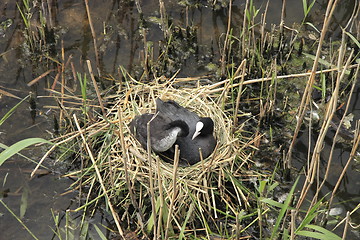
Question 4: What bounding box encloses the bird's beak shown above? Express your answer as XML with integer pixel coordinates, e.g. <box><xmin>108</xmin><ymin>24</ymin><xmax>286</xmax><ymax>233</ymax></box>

<box><xmin>192</xmin><ymin>121</ymin><xmax>204</xmax><ymax>140</ymax></box>
<box><xmin>192</xmin><ymin>130</ymin><xmax>200</xmax><ymax>140</ymax></box>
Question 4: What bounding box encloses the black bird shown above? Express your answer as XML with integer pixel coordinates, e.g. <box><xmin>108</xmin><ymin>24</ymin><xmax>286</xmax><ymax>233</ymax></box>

<box><xmin>129</xmin><ymin>113</ymin><xmax>189</xmax><ymax>153</ymax></box>
<box><xmin>129</xmin><ymin>98</ymin><xmax>216</xmax><ymax>165</ymax></box>
<box><xmin>155</xmin><ymin>99</ymin><xmax>216</xmax><ymax>165</ymax></box>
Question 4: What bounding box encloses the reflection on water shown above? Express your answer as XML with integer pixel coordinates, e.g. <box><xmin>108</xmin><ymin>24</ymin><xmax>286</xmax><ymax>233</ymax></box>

<box><xmin>1</xmin><ymin>162</ymin><xmax>76</xmax><ymax>239</ymax></box>
<box><xmin>0</xmin><ymin>0</ymin><xmax>358</xmax><ymax>238</ymax></box>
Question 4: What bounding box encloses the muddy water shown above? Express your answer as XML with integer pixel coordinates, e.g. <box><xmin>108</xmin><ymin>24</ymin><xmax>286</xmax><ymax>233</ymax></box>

<box><xmin>0</xmin><ymin>0</ymin><xmax>358</xmax><ymax>239</ymax></box>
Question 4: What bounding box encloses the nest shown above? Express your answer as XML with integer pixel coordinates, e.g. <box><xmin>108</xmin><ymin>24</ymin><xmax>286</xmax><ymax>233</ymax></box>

<box><xmin>114</xmin><ymin>77</ymin><xmax>246</xmax><ymax>178</ymax></box>
<box><xmin>104</xmin><ymin>75</ymin><xmax>251</xmax><ymax>233</ymax></box>
<box><xmin>42</xmin><ymin>71</ymin><xmax>253</xmax><ymax>236</ymax></box>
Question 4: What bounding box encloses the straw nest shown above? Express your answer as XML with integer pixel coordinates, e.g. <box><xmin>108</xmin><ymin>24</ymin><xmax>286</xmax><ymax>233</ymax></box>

<box><xmin>107</xmin><ymin>76</ymin><xmax>249</xmax><ymax>229</ymax></box>
<box><xmin>113</xmin><ymin>77</ymin><xmax>246</xmax><ymax>181</ymax></box>
<box><xmin>113</xmin><ymin>76</ymin><xmax>248</xmax><ymax>191</ymax></box>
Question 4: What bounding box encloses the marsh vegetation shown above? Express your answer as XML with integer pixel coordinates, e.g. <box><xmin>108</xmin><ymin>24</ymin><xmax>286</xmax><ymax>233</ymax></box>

<box><xmin>1</xmin><ymin>0</ymin><xmax>359</xmax><ymax>239</ymax></box>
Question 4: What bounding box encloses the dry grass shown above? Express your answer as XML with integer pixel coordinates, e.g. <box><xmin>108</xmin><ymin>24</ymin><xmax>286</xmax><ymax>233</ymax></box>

<box><xmin>25</xmin><ymin>0</ymin><xmax>360</xmax><ymax>238</ymax></box>
<box><xmin>37</xmin><ymin>70</ymin><xmax>253</xmax><ymax>238</ymax></box>
<box><xmin>104</xmin><ymin>73</ymin><xmax>252</xmax><ymax>237</ymax></box>
<box><xmin>119</xmin><ymin>79</ymin><xmax>243</xmax><ymax>173</ymax></box>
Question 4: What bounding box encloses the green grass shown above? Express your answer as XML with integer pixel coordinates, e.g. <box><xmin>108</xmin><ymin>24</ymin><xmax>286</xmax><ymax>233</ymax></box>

<box><xmin>8</xmin><ymin>0</ymin><xmax>357</xmax><ymax>239</ymax></box>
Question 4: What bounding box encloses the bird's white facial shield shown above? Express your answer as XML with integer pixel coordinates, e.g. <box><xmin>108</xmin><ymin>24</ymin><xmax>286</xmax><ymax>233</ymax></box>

<box><xmin>192</xmin><ymin>121</ymin><xmax>204</xmax><ymax>140</ymax></box>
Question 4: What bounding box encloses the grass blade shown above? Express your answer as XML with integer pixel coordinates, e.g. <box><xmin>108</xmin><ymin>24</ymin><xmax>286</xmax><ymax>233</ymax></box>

<box><xmin>92</xmin><ymin>224</ymin><xmax>107</xmax><ymax>240</ymax></box>
<box><xmin>297</xmin><ymin>224</ymin><xmax>341</xmax><ymax>240</ymax></box>
<box><xmin>20</xmin><ymin>186</ymin><xmax>29</xmax><ymax>219</ymax></box>
<box><xmin>0</xmin><ymin>95</ymin><xmax>29</xmax><ymax>126</ymax></box>
<box><xmin>0</xmin><ymin>199</ymin><xmax>39</xmax><ymax>240</ymax></box>
<box><xmin>270</xmin><ymin>176</ymin><xmax>299</xmax><ymax>239</ymax></box>
<box><xmin>0</xmin><ymin>138</ymin><xmax>52</xmax><ymax>166</ymax></box>
<box><xmin>345</xmin><ymin>31</ymin><xmax>360</xmax><ymax>49</ymax></box>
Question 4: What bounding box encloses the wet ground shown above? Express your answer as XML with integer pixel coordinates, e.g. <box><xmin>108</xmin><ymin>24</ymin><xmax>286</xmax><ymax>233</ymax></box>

<box><xmin>0</xmin><ymin>0</ymin><xmax>359</xmax><ymax>239</ymax></box>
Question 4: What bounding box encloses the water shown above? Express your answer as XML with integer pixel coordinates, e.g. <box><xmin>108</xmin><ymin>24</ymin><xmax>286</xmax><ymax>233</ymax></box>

<box><xmin>0</xmin><ymin>0</ymin><xmax>358</xmax><ymax>239</ymax></box>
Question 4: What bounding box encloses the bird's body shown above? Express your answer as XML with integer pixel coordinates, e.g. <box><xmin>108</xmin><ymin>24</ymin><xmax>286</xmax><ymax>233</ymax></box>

<box><xmin>129</xmin><ymin>113</ymin><xmax>189</xmax><ymax>152</ymax></box>
<box><xmin>129</xmin><ymin>99</ymin><xmax>216</xmax><ymax>165</ymax></box>
<box><xmin>155</xmin><ymin>99</ymin><xmax>216</xmax><ymax>165</ymax></box>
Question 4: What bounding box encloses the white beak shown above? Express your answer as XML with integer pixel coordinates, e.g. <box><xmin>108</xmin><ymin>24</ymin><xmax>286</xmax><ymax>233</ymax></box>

<box><xmin>192</xmin><ymin>121</ymin><xmax>204</xmax><ymax>140</ymax></box>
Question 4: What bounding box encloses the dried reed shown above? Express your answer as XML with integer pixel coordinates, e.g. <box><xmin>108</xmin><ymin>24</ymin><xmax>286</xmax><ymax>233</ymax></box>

<box><xmin>106</xmin><ymin>75</ymin><xmax>249</xmax><ymax>236</ymax></box>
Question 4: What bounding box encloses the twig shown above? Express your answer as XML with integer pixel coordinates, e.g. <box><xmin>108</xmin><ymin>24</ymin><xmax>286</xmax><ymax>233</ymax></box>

<box><xmin>260</xmin><ymin>1</ymin><xmax>269</xmax><ymax>53</ymax></box>
<box><xmin>156</xmin><ymin>154</ymin><xmax>164</xmax><ymax>239</ymax></box>
<box><xmin>286</xmin><ymin>0</ymin><xmax>340</xmax><ymax>168</ymax></box>
<box><xmin>207</xmin><ymin>64</ymin><xmax>358</xmax><ymax>93</ymax></box>
<box><xmin>233</xmin><ymin>59</ymin><xmax>247</xmax><ymax>131</ymax></box>
<box><xmin>72</xmin><ymin>114</ymin><xmax>125</xmax><ymax>238</ymax></box>
<box><xmin>315</xmin><ymin>64</ymin><xmax>358</xmax><ymax>218</ymax></box>
<box><xmin>27</xmin><ymin>68</ymin><xmax>56</xmax><ymax>86</ymax></box>
<box><xmin>0</xmin><ymin>88</ymin><xmax>21</xmax><ymax>99</ymax></box>
<box><xmin>333</xmin><ymin>203</ymin><xmax>360</xmax><ymax>230</ymax></box>
<box><xmin>280</xmin><ymin>0</ymin><xmax>286</xmax><ymax>38</ymax></box>
<box><xmin>241</xmin><ymin>0</ymin><xmax>249</xmax><ymax>58</ymax></box>
<box><xmin>296</xmin><ymin>49</ymin><xmax>354</xmax><ymax>209</ymax></box>
<box><xmin>84</xmin><ymin>0</ymin><xmax>100</xmax><ymax>71</ymax></box>
<box><xmin>165</xmin><ymin>145</ymin><xmax>180</xmax><ymax>240</ymax></box>
<box><xmin>136</xmin><ymin>0</ymin><xmax>149</xmax><ymax>79</ymax></box>
<box><xmin>341</xmin><ymin>211</ymin><xmax>350</xmax><ymax>240</ymax></box>
<box><xmin>118</xmin><ymin>105</ymin><xmax>145</xmax><ymax>230</ymax></box>
<box><xmin>220</xmin><ymin>0</ymin><xmax>232</xmax><ymax>75</ymax></box>
<box><xmin>290</xmin><ymin>209</ymin><xmax>295</xmax><ymax>240</ymax></box>
<box><xmin>328</xmin><ymin>120</ymin><xmax>360</xmax><ymax>208</ymax></box>
<box><xmin>86</xmin><ymin>60</ymin><xmax>106</xmax><ymax>116</ymax></box>
<box><xmin>59</xmin><ymin>40</ymin><xmax>65</xmax><ymax>126</ymax></box>
<box><xmin>147</xmin><ymin>113</ymin><xmax>158</xmax><ymax>239</ymax></box>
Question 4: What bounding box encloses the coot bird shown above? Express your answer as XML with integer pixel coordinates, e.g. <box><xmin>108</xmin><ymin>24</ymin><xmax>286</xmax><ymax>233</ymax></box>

<box><xmin>129</xmin><ymin>113</ymin><xmax>189</xmax><ymax>152</ymax></box>
<box><xmin>129</xmin><ymin>98</ymin><xmax>216</xmax><ymax>165</ymax></box>
<box><xmin>155</xmin><ymin>99</ymin><xmax>216</xmax><ymax>164</ymax></box>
